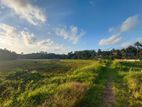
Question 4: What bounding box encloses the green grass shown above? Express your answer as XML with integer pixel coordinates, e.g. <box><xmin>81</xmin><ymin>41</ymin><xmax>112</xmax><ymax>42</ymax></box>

<box><xmin>0</xmin><ymin>60</ymin><xmax>102</xmax><ymax>107</ymax></box>
<box><xmin>77</xmin><ymin>66</ymin><xmax>108</xmax><ymax>107</ymax></box>
<box><xmin>112</xmin><ymin>60</ymin><xmax>142</xmax><ymax>107</ymax></box>
<box><xmin>0</xmin><ymin>59</ymin><xmax>142</xmax><ymax>107</ymax></box>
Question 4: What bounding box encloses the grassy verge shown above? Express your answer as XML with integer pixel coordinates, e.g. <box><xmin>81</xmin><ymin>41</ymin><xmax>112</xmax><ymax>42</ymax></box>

<box><xmin>112</xmin><ymin>60</ymin><xmax>142</xmax><ymax>107</ymax></box>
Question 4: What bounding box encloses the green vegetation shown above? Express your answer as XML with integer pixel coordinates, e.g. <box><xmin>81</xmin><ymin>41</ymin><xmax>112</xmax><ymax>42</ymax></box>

<box><xmin>0</xmin><ymin>60</ymin><xmax>100</xmax><ymax>107</ymax></box>
<box><xmin>112</xmin><ymin>60</ymin><xmax>142</xmax><ymax>107</ymax></box>
<box><xmin>0</xmin><ymin>59</ymin><xmax>142</xmax><ymax>107</ymax></box>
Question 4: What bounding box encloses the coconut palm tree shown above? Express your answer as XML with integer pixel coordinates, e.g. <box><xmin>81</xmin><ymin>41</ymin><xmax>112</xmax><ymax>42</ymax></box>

<box><xmin>134</xmin><ymin>41</ymin><xmax>142</xmax><ymax>58</ymax></box>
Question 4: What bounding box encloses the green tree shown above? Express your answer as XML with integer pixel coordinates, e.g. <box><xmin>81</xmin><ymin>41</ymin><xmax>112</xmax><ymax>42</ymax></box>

<box><xmin>134</xmin><ymin>41</ymin><xmax>142</xmax><ymax>58</ymax></box>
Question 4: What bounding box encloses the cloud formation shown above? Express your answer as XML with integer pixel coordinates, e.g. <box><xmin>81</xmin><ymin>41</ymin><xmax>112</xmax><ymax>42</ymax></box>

<box><xmin>0</xmin><ymin>24</ymin><xmax>17</xmax><ymax>37</ymax></box>
<box><xmin>120</xmin><ymin>15</ymin><xmax>139</xmax><ymax>32</ymax></box>
<box><xmin>56</xmin><ymin>25</ymin><xmax>85</xmax><ymax>44</ymax></box>
<box><xmin>21</xmin><ymin>31</ymin><xmax>36</xmax><ymax>45</ymax></box>
<box><xmin>99</xmin><ymin>15</ymin><xmax>139</xmax><ymax>46</ymax></box>
<box><xmin>1</xmin><ymin>0</ymin><xmax>46</xmax><ymax>25</ymax></box>
<box><xmin>0</xmin><ymin>23</ymin><xmax>66</xmax><ymax>53</ymax></box>
<box><xmin>99</xmin><ymin>34</ymin><xmax>121</xmax><ymax>46</ymax></box>
<box><xmin>37</xmin><ymin>40</ymin><xmax>66</xmax><ymax>53</ymax></box>
<box><xmin>121</xmin><ymin>37</ymin><xmax>142</xmax><ymax>48</ymax></box>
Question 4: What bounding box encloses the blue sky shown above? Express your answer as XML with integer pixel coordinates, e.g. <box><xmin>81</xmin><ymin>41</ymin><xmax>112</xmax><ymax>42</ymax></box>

<box><xmin>0</xmin><ymin>0</ymin><xmax>142</xmax><ymax>53</ymax></box>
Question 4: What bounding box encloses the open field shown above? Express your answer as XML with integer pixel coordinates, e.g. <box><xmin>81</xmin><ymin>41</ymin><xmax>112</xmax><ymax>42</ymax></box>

<box><xmin>0</xmin><ymin>59</ymin><xmax>142</xmax><ymax>107</ymax></box>
<box><xmin>1</xmin><ymin>0</ymin><xmax>142</xmax><ymax>106</ymax></box>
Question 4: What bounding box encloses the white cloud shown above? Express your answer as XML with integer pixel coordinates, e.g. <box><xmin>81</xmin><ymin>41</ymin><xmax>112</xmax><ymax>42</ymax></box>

<box><xmin>38</xmin><ymin>39</ymin><xmax>54</xmax><ymax>46</ymax></box>
<box><xmin>121</xmin><ymin>38</ymin><xmax>142</xmax><ymax>48</ymax></box>
<box><xmin>1</xmin><ymin>0</ymin><xmax>46</xmax><ymax>25</ymax></box>
<box><xmin>37</xmin><ymin>40</ymin><xmax>66</xmax><ymax>53</ymax></box>
<box><xmin>0</xmin><ymin>23</ymin><xmax>67</xmax><ymax>53</ymax></box>
<box><xmin>121</xmin><ymin>41</ymin><xmax>133</xmax><ymax>48</ymax></box>
<box><xmin>99</xmin><ymin>34</ymin><xmax>121</xmax><ymax>46</ymax></box>
<box><xmin>99</xmin><ymin>15</ymin><xmax>139</xmax><ymax>46</ymax></box>
<box><xmin>56</xmin><ymin>25</ymin><xmax>85</xmax><ymax>44</ymax></box>
<box><xmin>0</xmin><ymin>23</ymin><xmax>18</xmax><ymax>38</ymax></box>
<box><xmin>120</xmin><ymin>15</ymin><xmax>139</xmax><ymax>32</ymax></box>
<box><xmin>21</xmin><ymin>31</ymin><xmax>36</xmax><ymax>45</ymax></box>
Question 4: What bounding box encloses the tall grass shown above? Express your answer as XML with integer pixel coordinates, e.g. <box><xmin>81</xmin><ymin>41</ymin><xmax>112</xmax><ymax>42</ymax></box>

<box><xmin>0</xmin><ymin>60</ymin><xmax>102</xmax><ymax>107</ymax></box>
<box><xmin>1</xmin><ymin>60</ymin><xmax>142</xmax><ymax>107</ymax></box>
<box><xmin>112</xmin><ymin>60</ymin><xmax>142</xmax><ymax>107</ymax></box>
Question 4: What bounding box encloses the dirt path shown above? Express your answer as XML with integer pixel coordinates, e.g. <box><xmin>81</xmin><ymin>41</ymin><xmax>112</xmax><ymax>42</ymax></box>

<box><xmin>103</xmin><ymin>73</ymin><xmax>115</xmax><ymax>107</ymax></box>
<box><xmin>77</xmin><ymin>65</ymin><xmax>116</xmax><ymax>107</ymax></box>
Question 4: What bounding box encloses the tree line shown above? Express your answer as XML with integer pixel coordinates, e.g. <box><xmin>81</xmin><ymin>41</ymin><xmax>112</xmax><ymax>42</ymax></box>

<box><xmin>0</xmin><ymin>41</ymin><xmax>142</xmax><ymax>60</ymax></box>
<box><xmin>0</xmin><ymin>49</ymin><xmax>17</xmax><ymax>60</ymax></box>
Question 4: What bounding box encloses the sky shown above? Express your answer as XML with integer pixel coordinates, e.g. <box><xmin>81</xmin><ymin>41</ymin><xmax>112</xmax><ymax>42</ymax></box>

<box><xmin>0</xmin><ymin>0</ymin><xmax>142</xmax><ymax>54</ymax></box>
